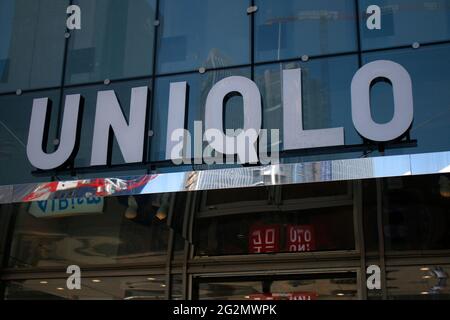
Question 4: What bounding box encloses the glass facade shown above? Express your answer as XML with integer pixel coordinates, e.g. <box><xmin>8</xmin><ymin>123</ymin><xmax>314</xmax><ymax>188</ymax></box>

<box><xmin>1</xmin><ymin>0</ymin><xmax>450</xmax><ymax>182</ymax></box>
<box><xmin>0</xmin><ymin>0</ymin><xmax>68</xmax><ymax>93</ymax></box>
<box><xmin>65</xmin><ymin>0</ymin><xmax>157</xmax><ymax>85</ymax></box>
<box><xmin>255</xmin><ymin>0</ymin><xmax>358</xmax><ymax>62</ymax></box>
<box><xmin>0</xmin><ymin>0</ymin><xmax>450</xmax><ymax>301</ymax></box>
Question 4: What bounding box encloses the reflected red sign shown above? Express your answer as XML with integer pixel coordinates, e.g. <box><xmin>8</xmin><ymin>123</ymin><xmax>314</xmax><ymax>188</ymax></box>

<box><xmin>249</xmin><ymin>292</ymin><xmax>317</xmax><ymax>300</ymax></box>
<box><xmin>249</xmin><ymin>225</ymin><xmax>280</xmax><ymax>253</ymax></box>
<box><xmin>22</xmin><ymin>175</ymin><xmax>157</xmax><ymax>202</ymax></box>
<box><xmin>286</xmin><ymin>225</ymin><xmax>316</xmax><ymax>252</ymax></box>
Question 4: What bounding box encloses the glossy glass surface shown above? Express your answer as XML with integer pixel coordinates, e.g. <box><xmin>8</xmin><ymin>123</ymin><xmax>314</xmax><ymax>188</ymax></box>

<box><xmin>383</xmin><ymin>174</ymin><xmax>450</xmax><ymax>251</ymax></box>
<box><xmin>150</xmin><ymin>67</ymin><xmax>251</xmax><ymax>162</ymax></box>
<box><xmin>254</xmin><ymin>55</ymin><xmax>362</xmax><ymax>160</ymax></box>
<box><xmin>0</xmin><ymin>90</ymin><xmax>59</xmax><ymax>185</ymax></box>
<box><xmin>387</xmin><ymin>265</ymin><xmax>450</xmax><ymax>299</ymax></box>
<box><xmin>157</xmin><ymin>0</ymin><xmax>250</xmax><ymax>74</ymax></box>
<box><xmin>196</xmin><ymin>273</ymin><xmax>358</xmax><ymax>300</ymax></box>
<box><xmin>194</xmin><ymin>184</ymin><xmax>355</xmax><ymax>256</ymax></box>
<box><xmin>0</xmin><ymin>0</ymin><xmax>67</xmax><ymax>93</ymax></box>
<box><xmin>65</xmin><ymin>0</ymin><xmax>156</xmax><ymax>85</ymax></box>
<box><xmin>359</xmin><ymin>0</ymin><xmax>450</xmax><ymax>50</ymax></box>
<box><xmin>363</xmin><ymin>44</ymin><xmax>450</xmax><ymax>157</ymax></box>
<box><xmin>255</xmin><ymin>0</ymin><xmax>357</xmax><ymax>62</ymax></box>
<box><xmin>5</xmin><ymin>275</ymin><xmax>166</xmax><ymax>300</ymax></box>
<box><xmin>8</xmin><ymin>195</ymin><xmax>170</xmax><ymax>268</ymax></box>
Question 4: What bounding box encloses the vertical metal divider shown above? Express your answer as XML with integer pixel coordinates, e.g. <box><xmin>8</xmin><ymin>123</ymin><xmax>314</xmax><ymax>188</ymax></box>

<box><xmin>354</xmin><ymin>0</ymin><xmax>368</xmax><ymax>300</ymax></box>
<box><xmin>0</xmin><ymin>204</ymin><xmax>19</xmax><ymax>300</ymax></box>
<box><xmin>354</xmin><ymin>180</ymin><xmax>367</xmax><ymax>299</ymax></box>
<box><xmin>147</xmin><ymin>0</ymin><xmax>160</xmax><ymax>174</ymax></box>
<box><xmin>250</xmin><ymin>0</ymin><xmax>255</xmax><ymax>81</ymax></box>
<box><xmin>164</xmin><ymin>193</ymin><xmax>176</xmax><ymax>299</ymax></box>
<box><xmin>151</xmin><ymin>0</ymin><xmax>175</xmax><ymax>300</ymax></box>
<box><xmin>180</xmin><ymin>192</ymin><xmax>193</xmax><ymax>300</ymax></box>
<box><xmin>376</xmin><ymin>179</ymin><xmax>388</xmax><ymax>299</ymax></box>
<box><xmin>185</xmin><ymin>191</ymin><xmax>198</xmax><ymax>300</ymax></box>
<box><xmin>354</xmin><ymin>0</ymin><xmax>363</xmax><ymax>67</ymax></box>
<box><xmin>53</xmin><ymin>0</ymin><xmax>74</xmax><ymax>180</ymax></box>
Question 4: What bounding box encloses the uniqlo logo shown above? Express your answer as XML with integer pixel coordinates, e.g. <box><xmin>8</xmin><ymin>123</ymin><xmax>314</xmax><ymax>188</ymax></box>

<box><xmin>287</xmin><ymin>225</ymin><xmax>316</xmax><ymax>252</ymax></box>
<box><xmin>249</xmin><ymin>225</ymin><xmax>280</xmax><ymax>253</ymax></box>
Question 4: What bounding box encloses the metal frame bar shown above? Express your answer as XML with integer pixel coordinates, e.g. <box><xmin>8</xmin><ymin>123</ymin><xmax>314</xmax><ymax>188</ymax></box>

<box><xmin>376</xmin><ymin>179</ymin><xmax>388</xmax><ymax>299</ymax></box>
<box><xmin>164</xmin><ymin>193</ymin><xmax>176</xmax><ymax>299</ymax></box>
<box><xmin>353</xmin><ymin>180</ymin><xmax>367</xmax><ymax>299</ymax></box>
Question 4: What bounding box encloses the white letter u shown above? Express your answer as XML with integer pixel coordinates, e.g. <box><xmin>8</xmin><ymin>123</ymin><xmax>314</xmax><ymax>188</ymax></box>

<box><xmin>27</xmin><ymin>95</ymin><xmax>81</xmax><ymax>170</ymax></box>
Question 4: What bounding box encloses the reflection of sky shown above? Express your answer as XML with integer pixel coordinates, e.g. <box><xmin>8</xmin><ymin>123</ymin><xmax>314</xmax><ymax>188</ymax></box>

<box><xmin>141</xmin><ymin>152</ymin><xmax>450</xmax><ymax>194</ymax></box>
<box><xmin>410</xmin><ymin>151</ymin><xmax>450</xmax><ymax>174</ymax></box>
<box><xmin>371</xmin><ymin>151</ymin><xmax>450</xmax><ymax>177</ymax></box>
<box><xmin>141</xmin><ymin>172</ymin><xmax>188</xmax><ymax>194</ymax></box>
<box><xmin>372</xmin><ymin>154</ymin><xmax>411</xmax><ymax>177</ymax></box>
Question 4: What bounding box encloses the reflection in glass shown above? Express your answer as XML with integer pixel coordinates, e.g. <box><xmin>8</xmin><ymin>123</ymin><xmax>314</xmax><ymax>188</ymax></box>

<box><xmin>254</xmin><ymin>55</ymin><xmax>362</xmax><ymax>162</ymax></box>
<box><xmin>0</xmin><ymin>90</ymin><xmax>59</xmax><ymax>185</ymax></box>
<box><xmin>171</xmin><ymin>275</ymin><xmax>183</xmax><ymax>300</ymax></box>
<box><xmin>0</xmin><ymin>204</ymin><xmax>13</xmax><ymax>264</ymax></box>
<box><xmin>8</xmin><ymin>195</ymin><xmax>170</xmax><ymax>268</ymax></box>
<box><xmin>150</xmin><ymin>67</ymin><xmax>251</xmax><ymax>162</ymax></box>
<box><xmin>157</xmin><ymin>0</ymin><xmax>250</xmax><ymax>74</ymax></box>
<box><xmin>383</xmin><ymin>174</ymin><xmax>450</xmax><ymax>251</ymax></box>
<box><xmin>196</xmin><ymin>273</ymin><xmax>358</xmax><ymax>300</ymax></box>
<box><xmin>65</xmin><ymin>0</ymin><xmax>156</xmax><ymax>85</ymax></box>
<box><xmin>194</xmin><ymin>184</ymin><xmax>355</xmax><ymax>256</ymax></box>
<box><xmin>5</xmin><ymin>275</ymin><xmax>166</xmax><ymax>300</ymax></box>
<box><xmin>363</xmin><ymin>44</ymin><xmax>450</xmax><ymax>157</ymax></box>
<box><xmin>359</xmin><ymin>0</ymin><xmax>450</xmax><ymax>50</ymax></box>
<box><xmin>0</xmin><ymin>0</ymin><xmax>67</xmax><ymax>93</ymax></box>
<box><xmin>255</xmin><ymin>0</ymin><xmax>357</xmax><ymax>63</ymax></box>
<box><xmin>387</xmin><ymin>265</ymin><xmax>450</xmax><ymax>299</ymax></box>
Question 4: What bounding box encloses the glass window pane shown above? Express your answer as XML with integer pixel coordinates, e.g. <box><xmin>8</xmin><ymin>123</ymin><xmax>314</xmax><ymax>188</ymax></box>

<box><xmin>0</xmin><ymin>90</ymin><xmax>59</xmax><ymax>185</ymax></box>
<box><xmin>255</xmin><ymin>0</ymin><xmax>357</xmax><ymax>63</ymax></box>
<box><xmin>362</xmin><ymin>179</ymin><xmax>380</xmax><ymax>253</ymax></box>
<box><xmin>205</xmin><ymin>188</ymin><xmax>269</xmax><ymax>207</ymax></box>
<box><xmin>254</xmin><ymin>55</ymin><xmax>362</xmax><ymax>163</ymax></box>
<box><xmin>362</xmin><ymin>44</ymin><xmax>450</xmax><ymax>157</ymax></box>
<box><xmin>5</xmin><ymin>275</ymin><xmax>166</xmax><ymax>300</ymax></box>
<box><xmin>156</xmin><ymin>0</ymin><xmax>250</xmax><ymax>74</ymax></box>
<box><xmin>383</xmin><ymin>174</ymin><xmax>450</xmax><ymax>251</ymax></box>
<box><xmin>0</xmin><ymin>0</ymin><xmax>67</xmax><ymax>93</ymax></box>
<box><xmin>281</xmin><ymin>181</ymin><xmax>349</xmax><ymax>200</ymax></box>
<box><xmin>387</xmin><ymin>265</ymin><xmax>450</xmax><ymax>299</ymax></box>
<box><xmin>65</xmin><ymin>0</ymin><xmax>156</xmax><ymax>85</ymax></box>
<box><xmin>194</xmin><ymin>185</ymin><xmax>355</xmax><ymax>256</ymax></box>
<box><xmin>359</xmin><ymin>0</ymin><xmax>450</xmax><ymax>51</ymax></box>
<box><xmin>0</xmin><ymin>204</ymin><xmax>13</xmax><ymax>265</ymax></box>
<box><xmin>150</xmin><ymin>67</ymin><xmax>251</xmax><ymax>163</ymax></box>
<box><xmin>8</xmin><ymin>195</ymin><xmax>170</xmax><ymax>268</ymax></box>
<box><xmin>171</xmin><ymin>275</ymin><xmax>183</xmax><ymax>300</ymax></box>
<box><xmin>197</xmin><ymin>273</ymin><xmax>358</xmax><ymax>300</ymax></box>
